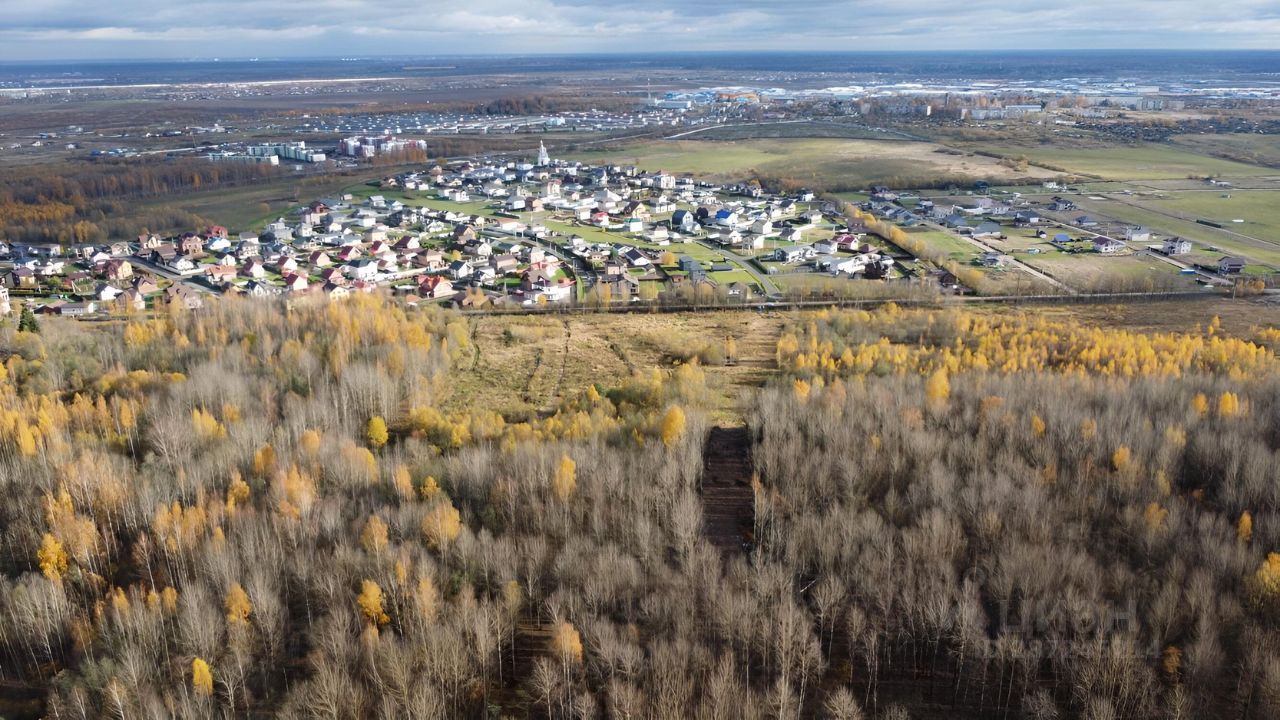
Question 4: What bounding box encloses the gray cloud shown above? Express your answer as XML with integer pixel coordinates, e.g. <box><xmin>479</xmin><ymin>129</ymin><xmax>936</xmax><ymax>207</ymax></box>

<box><xmin>0</xmin><ymin>0</ymin><xmax>1276</xmax><ymax>59</ymax></box>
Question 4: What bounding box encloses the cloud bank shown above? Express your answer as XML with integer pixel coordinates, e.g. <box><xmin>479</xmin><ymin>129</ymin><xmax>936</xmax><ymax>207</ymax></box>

<box><xmin>0</xmin><ymin>0</ymin><xmax>1277</xmax><ymax>59</ymax></box>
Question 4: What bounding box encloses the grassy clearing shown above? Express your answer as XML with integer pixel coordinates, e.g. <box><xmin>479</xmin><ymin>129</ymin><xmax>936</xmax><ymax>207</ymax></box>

<box><xmin>966</xmin><ymin>143</ymin><xmax>1275</xmax><ymax>180</ymax></box>
<box><xmin>1170</xmin><ymin>134</ymin><xmax>1280</xmax><ymax>170</ymax></box>
<box><xmin>1021</xmin><ymin>252</ymin><xmax>1200</xmax><ymax>291</ymax></box>
<box><xmin>446</xmin><ymin>312</ymin><xmax>784</xmax><ymax>423</ymax></box>
<box><xmin>1143</xmin><ymin>190</ymin><xmax>1280</xmax><ymax>239</ymax></box>
<box><xmin>905</xmin><ymin>229</ymin><xmax>981</xmax><ymax>260</ymax></box>
<box><xmin>1069</xmin><ymin>196</ymin><xmax>1280</xmax><ymax>267</ymax></box>
<box><xmin>566</xmin><ymin>138</ymin><xmax>1056</xmax><ymax>189</ymax></box>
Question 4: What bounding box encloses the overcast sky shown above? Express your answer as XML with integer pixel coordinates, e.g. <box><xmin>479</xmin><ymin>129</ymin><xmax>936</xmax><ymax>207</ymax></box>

<box><xmin>0</xmin><ymin>0</ymin><xmax>1277</xmax><ymax>60</ymax></box>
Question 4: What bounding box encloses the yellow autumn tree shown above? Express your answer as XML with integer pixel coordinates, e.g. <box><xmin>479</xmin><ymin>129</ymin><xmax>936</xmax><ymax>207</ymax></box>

<box><xmin>192</xmin><ymin>658</ymin><xmax>214</xmax><ymax>697</ymax></box>
<box><xmin>252</xmin><ymin>443</ymin><xmax>276</xmax><ymax>478</ymax></box>
<box><xmin>225</xmin><ymin>583</ymin><xmax>252</xmax><ymax>627</ymax></box>
<box><xmin>392</xmin><ymin>464</ymin><xmax>415</xmax><ymax>501</ymax></box>
<box><xmin>420</xmin><ymin>475</ymin><xmax>440</xmax><ymax>501</ymax></box>
<box><xmin>366</xmin><ymin>416</ymin><xmax>389</xmax><ymax>449</ymax></box>
<box><xmin>225</xmin><ymin>473</ymin><xmax>250</xmax><ymax>513</ymax></box>
<box><xmin>1191</xmin><ymin>393</ymin><xmax>1209</xmax><ymax>416</ymax></box>
<box><xmin>37</xmin><ymin>533</ymin><xmax>69</xmax><ymax>582</ymax></box>
<box><xmin>300</xmin><ymin>429</ymin><xmax>322</xmax><ymax>457</ymax></box>
<box><xmin>422</xmin><ymin>499</ymin><xmax>462</xmax><ymax>549</ymax></box>
<box><xmin>1238</xmin><ymin>511</ymin><xmax>1254</xmax><ymax>544</ymax></box>
<box><xmin>925</xmin><ymin>368</ymin><xmax>950</xmax><ymax>407</ymax></box>
<box><xmin>1112</xmin><ymin>446</ymin><xmax>1132</xmax><ymax>472</ymax></box>
<box><xmin>659</xmin><ymin>406</ymin><xmax>686</xmax><ymax>448</ymax></box>
<box><xmin>360</xmin><ymin>515</ymin><xmax>389</xmax><ymax>554</ymax></box>
<box><xmin>1218</xmin><ymin>392</ymin><xmax>1242</xmax><ymax>418</ymax></box>
<box><xmin>1253</xmin><ymin>553</ymin><xmax>1280</xmax><ymax>607</ymax></box>
<box><xmin>1143</xmin><ymin>502</ymin><xmax>1168</xmax><ymax>531</ymax></box>
<box><xmin>1030</xmin><ymin>415</ymin><xmax>1046</xmax><ymax>437</ymax></box>
<box><xmin>357</xmin><ymin>579</ymin><xmax>390</xmax><ymax>626</ymax></box>
<box><xmin>551</xmin><ymin>621</ymin><xmax>584</xmax><ymax>664</ymax></box>
<box><xmin>552</xmin><ymin>455</ymin><xmax>576</xmax><ymax>502</ymax></box>
<box><xmin>191</xmin><ymin>407</ymin><xmax>226</xmax><ymax>441</ymax></box>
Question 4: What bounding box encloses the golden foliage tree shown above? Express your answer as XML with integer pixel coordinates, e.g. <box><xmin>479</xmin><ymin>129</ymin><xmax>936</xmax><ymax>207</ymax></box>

<box><xmin>37</xmin><ymin>533</ymin><xmax>69</xmax><ymax>582</ymax></box>
<box><xmin>925</xmin><ymin>368</ymin><xmax>950</xmax><ymax>407</ymax></box>
<box><xmin>659</xmin><ymin>406</ymin><xmax>686</xmax><ymax>448</ymax></box>
<box><xmin>192</xmin><ymin>658</ymin><xmax>214</xmax><ymax>697</ymax></box>
<box><xmin>357</xmin><ymin>579</ymin><xmax>390</xmax><ymax>626</ymax></box>
<box><xmin>392</xmin><ymin>464</ymin><xmax>415</xmax><ymax>501</ymax></box>
<box><xmin>551</xmin><ymin>621</ymin><xmax>584</xmax><ymax>664</ymax></box>
<box><xmin>422</xmin><ymin>499</ymin><xmax>462</xmax><ymax>549</ymax></box>
<box><xmin>1112</xmin><ymin>446</ymin><xmax>1132</xmax><ymax>472</ymax></box>
<box><xmin>366</xmin><ymin>416</ymin><xmax>389</xmax><ymax>449</ymax></box>
<box><xmin>1030</xmin><ymin>415</ymin><xmax>1046</xmax><ymax>437</ymax></box>
<box><xmin>1238</xmin><ymin>511</ymin><xmax>1253</xmax><ymax>544</ymax></box>
<box><xmin>225</xmin><ymin>582</ymin><xmax>253</xmax><ymax>627</ymax></box>
<box><xmin>552</xmin><ymin>454</ymin><xmax>577</xmax><ymax>502</ymax></box>
<box><xmin>360</xmin><ymin>515</ymin><xmax>389</xmax><ymax>554</ymax></box>
<box><xmin>1191</xmin><ymin>393</ymin><xmax>1209</xmax><ymax>416</ymax></box>
<box><xmin>1252</xmin><ymin>553</ymin><xmax>1280</xmax><ymax>607</ymax></box>
<box><xmin>1218</xmin><ymin>391</ymin><xmax>1243</xmax><ymax>418</ymax></box>
<box><xmin>225</xmin><ymin>473</ymin><xmax>250</xmax><ymax>513</ymax></box>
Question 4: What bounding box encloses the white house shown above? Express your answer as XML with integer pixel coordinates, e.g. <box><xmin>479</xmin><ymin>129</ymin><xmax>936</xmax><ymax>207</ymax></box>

<box><xmin>1162</xmin><ymin>237</ymin><xmax>1192</xmax><ymax>256</ymax></box>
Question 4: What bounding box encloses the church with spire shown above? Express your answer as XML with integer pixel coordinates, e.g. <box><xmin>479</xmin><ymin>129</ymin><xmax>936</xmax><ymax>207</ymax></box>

<box><xmin>536</xmin><ymin>141</ymin><xmax>551</xmax><ymax>167</ymax></box>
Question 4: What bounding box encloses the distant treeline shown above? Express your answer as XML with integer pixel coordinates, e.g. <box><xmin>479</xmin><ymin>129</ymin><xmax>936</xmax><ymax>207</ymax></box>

<box><xmin>0</xmin><ymin>159</ymin><xmax>283</xmax><ymax>245</ymax></box>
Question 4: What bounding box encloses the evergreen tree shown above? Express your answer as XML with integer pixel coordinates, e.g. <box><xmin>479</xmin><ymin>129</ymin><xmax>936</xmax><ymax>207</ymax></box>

<box><xmin>17</xmin><ymin>304</ymin><xmax>39</xmax><ymax>334</ymax></box>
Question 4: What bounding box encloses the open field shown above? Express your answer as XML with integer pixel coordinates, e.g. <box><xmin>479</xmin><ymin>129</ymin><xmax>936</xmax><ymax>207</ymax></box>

<box><xmin>567</xmin><ymin>138</ymin><xmax>1058</xmax><ymax>189</ymax></box>
<box><xmin>443</xmin><ymin>311</ymin><xmax>785</xmax><ymax>423</ymax></box>
<box><xmin>676</xmin><ymin>121</ymin><xmax>914</xmax><ymax>142</ymax></box>
<box><xmin>1025</xmin><ymin>295</ymin><xmax>1280</xmax><ymax>337</ymax></box>
<box><xmin>966</xmin><ymin>143</ymin><xmax>1277</xmax><ymax>180</ymax></box>
<box><xmin>1142</xmin><ymin>189</ymin><xmax>1280</xmax><ymax>240</ymax></box>
<box><xmin>903</xmin><ymin>228</ymin><xmax>983</xmax><ymax>260</ymax></box>
<box><xmin>1170</xmin><ymin>133</ymin><xmax>1280</xmax><ymax>170</ymax></box>
<box><xmin>1069</xmin><ymin>195</ymin><xmax>1280</xmax><ymax>267</ymax></box>
<box><xmin>1020</xmin><ymin>251</ymin><xmax>1202</xmax><ymax>291</ymax></box>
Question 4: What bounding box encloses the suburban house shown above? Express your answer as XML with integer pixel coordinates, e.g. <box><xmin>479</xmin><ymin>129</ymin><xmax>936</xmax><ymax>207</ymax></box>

<box><xmin>1124</xmin><ymin>227</ymin><xmax>1152</xmax><ymax>243</ymax></box>
<box><xmin>672</xmin><ymin>210</ymin><xmax>698</xmax><ymax>234</ymax></box>
<box><xmin>418</xmin><ymin>276</ymin><xmax>455</xmax><ymax>299</ymax></box>
<box><xmin>774</xmin><ymin>245</ymin><xmax>814</xmax><ymax>264</ymax></box>
<box><xmin>449</xmin><ymin>260</ymin><xmax>473</xmax><ymax>280</ymax></box>
<box><xmin>1093</xmin><ymin>237</ymin><xmax>1125</xmax><ymax>254</ymax></box>
<box><xmin>241</xmin><ymin>259</ymin><xmax>267</xmax><ymax>279</ymax></box>
<box><xmin>969</xmin><ymin>222</ymin><xmax>1003</xmax><ymax>238</ymax></box>
<box><xmin>104</xmin><ymin>259</ymin><xmax>134</xmax><ymax>281</ymax></box>
<box><xmin>1218</xmin><ymin>256</ymin><xmax>1246</xmax><ymax>274</ymax></box>
<box><xmin>1162</xmin><ymin>238</ymin><xmax>1192</xmax><ymax>256</ymax></box>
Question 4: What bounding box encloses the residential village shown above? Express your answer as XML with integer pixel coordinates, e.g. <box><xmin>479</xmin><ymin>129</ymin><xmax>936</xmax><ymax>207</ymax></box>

<box><xmin>0</xmin><ymin>145</ymin><xmax>1262</xmax><ymax>319</ymax></box>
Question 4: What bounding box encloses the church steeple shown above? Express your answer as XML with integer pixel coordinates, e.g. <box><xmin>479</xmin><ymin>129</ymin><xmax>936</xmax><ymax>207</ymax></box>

<box><xmin>537</xmin><ymin>141</ymin><xmax>551</xmax><ymax>166</ymax></box>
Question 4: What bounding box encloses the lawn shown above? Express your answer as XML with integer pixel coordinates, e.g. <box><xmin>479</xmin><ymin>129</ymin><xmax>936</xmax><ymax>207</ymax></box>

<box><xmin>566</xmin><ymin>138</ymin><xmax>1057</xmax><ymax>190</ymax></box>
<box><xmin>966</xmin><ymin>143</ymin><xmax>1275</xmax><ymax>181</ymax></box>
<box><xmin>904</xmin><ymin>229</ymin><xmax>981</xmax><ymax>260</ymax></box>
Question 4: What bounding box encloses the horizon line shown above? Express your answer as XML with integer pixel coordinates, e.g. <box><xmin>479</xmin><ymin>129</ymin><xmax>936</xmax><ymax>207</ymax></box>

<box><xmin>3</xmin><ymin>48</ymin><xmax>1280</xmax><ymax>64</ymax></box>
